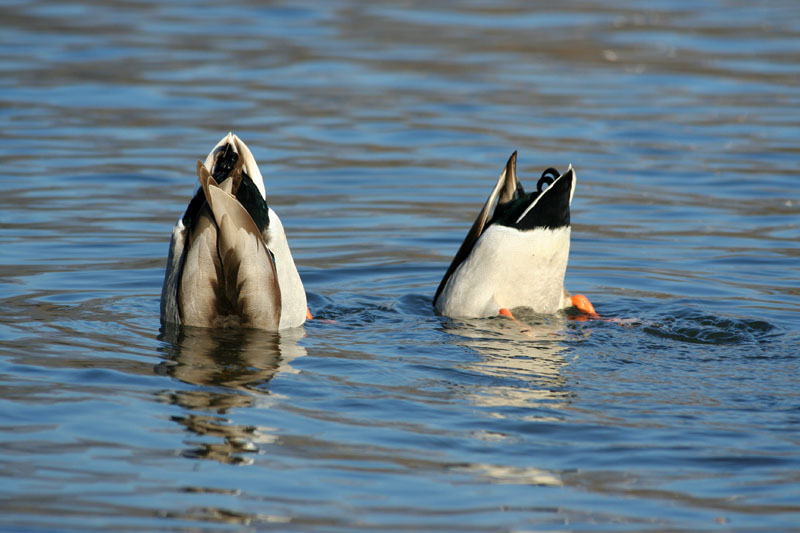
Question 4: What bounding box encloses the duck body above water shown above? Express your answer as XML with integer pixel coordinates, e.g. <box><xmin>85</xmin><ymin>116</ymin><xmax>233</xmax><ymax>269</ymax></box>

<box><xmin>160</xmin><ymin>133</ymin><xmax>308</xmax><ymax>330</ymax></box>
<box><xmin>434</xmin><ymin>152</ymin><xmax>595</xmax><ymax>319</ymax></box>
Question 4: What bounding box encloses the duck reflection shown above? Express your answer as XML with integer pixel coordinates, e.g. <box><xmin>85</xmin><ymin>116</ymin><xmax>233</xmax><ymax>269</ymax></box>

<box><xmin>444</xmin><ymin>310</ymin><xmax>574</xmax><ymax>414</ymax></box>
<box><xmin>444</xmin><ymin>312</ymin><xmax>579</xmax><ymax>487</ymax></box>
<box><xmin>156</xmin><ymin>325</ymin><xmax>306</xmax><ymax>464</ymax></box>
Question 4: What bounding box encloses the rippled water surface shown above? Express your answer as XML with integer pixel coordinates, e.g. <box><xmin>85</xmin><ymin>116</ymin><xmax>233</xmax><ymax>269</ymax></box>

<box><xmin>2</xmin><ymin>1</ymin><xmax>799</xmax><ymax>530</ymax></box>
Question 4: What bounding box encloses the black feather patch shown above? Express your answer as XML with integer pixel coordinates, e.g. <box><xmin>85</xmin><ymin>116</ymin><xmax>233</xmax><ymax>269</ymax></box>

<box><xmin>183</xmin><ymin>143</ymin><xmax>270</xmax><ymax>234</ymax></box>
<box><xmin>235</xmin><ymin>172</ymin><xmax>270</xmax><ymax>234</ymax></box>
<box><xmin>493</xmin><ymin>169</ymin><xmax>573</xmax><ymax>231</ymax></box>
<box><xmin>181</xmin><ymin>189</ymin><xmax>206</xmax><ymax>229</ymax></box>
<box><xmin>211</xmin><ymin>142</ymin><xmax>239</xmax><ymax>182</ymax></box>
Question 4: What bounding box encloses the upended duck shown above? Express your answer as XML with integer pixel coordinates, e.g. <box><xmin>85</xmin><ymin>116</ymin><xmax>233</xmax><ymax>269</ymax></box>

<box><xmin>434</xmin><ymin>152</ymin><xmax>595</xmax><ymax>320</ymax></box>
<box><xmin>161</xmin><ymin>133</ymin><xmax>309</xmax><ymax>330</ymax></box>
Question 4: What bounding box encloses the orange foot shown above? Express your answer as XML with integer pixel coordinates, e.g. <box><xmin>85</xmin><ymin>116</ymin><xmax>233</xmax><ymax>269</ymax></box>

<box><xmin>498</xmin><ymin>308</ymin><xmax>534</xmax><ymax>336</ymax></box>
<box><xmin>570</xmin><ymin>294</ymin><xmax>596</xmax><ymax>315</ymax></box>
<box><xmin>498</xmin><ymin>307</ymin><xmax>516</xmax><ymax>320</ymax></box>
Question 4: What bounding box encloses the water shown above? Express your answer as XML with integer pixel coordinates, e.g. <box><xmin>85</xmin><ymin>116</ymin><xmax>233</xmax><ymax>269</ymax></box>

<box><xmin>1</xmin><ymin>0</ymin><xmax>799</xmax><ymax>530</ymax></box>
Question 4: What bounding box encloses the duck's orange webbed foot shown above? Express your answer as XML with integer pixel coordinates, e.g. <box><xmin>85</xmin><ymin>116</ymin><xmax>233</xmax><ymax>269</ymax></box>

<box><xmin>498</xmin><ymin>307</ymin><xmax>534</xmax><ymax>336</ymax></box>
<box><xmin>498</xmin><ymin>307</ymin><xmax>516</xmax><ymax>320</ymax></box>
<box><xmin>570</xmin><ymin>294</ymin><xmax>596</xmax><ymax>316</ymax></box>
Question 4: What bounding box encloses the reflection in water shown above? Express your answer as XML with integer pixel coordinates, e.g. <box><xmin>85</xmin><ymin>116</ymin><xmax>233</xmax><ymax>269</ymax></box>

<box><xmin>444</xmin><ymin>312</ymin><xmax>578</xmax><ymax>487</ymax></box>
<box><xmin>456</xmin><ymin>463</ymin><xmax>563</xmax><ymax>487</ymax></box>
<box><xmin>156</xmin><ymin>326</ymin><xmax>306</xmax><ymax>465</ymax></box>
<box><xmin>447</xmin><ymin>311</ymin><xmax>574</xmax><ymax>412</ymax></box>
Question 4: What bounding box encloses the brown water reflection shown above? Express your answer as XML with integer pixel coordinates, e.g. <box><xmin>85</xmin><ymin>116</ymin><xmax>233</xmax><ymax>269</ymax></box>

<box><xmin>156</xmin><ymin>326</ymin><xmax>306</xmax><ymax>464</ymax></box>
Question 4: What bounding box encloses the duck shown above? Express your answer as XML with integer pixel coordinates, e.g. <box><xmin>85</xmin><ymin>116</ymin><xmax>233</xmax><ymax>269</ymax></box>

<box><xmin>160</xmin><ymin>133</ymin><xmax>309</xmax><ymax>330</ymax></box>
<box><xmin>433</xmin><ymin>151</ymin><xmax>595</xmax><ymax>320</ymax></box>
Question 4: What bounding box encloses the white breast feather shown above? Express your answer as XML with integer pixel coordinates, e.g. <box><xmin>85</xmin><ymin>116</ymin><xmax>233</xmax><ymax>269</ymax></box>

<box><xmin>436</xmin><ymin>225</ymin><xmax>571</xmax><ymax>318</ymax></box>
<box><xmin>266</xmin><ymin>209</ymin><xmax>308</xmax><ymax>329</ymax></box>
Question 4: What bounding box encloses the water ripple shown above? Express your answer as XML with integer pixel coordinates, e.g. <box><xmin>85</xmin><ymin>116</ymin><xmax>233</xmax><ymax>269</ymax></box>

<box><xmin>1</xmin><ymin>0</ymin><xmax>800</xmax><ymax>531</ymax></box>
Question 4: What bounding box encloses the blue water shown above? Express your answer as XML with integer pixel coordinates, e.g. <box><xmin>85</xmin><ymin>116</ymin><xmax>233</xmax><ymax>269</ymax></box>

<box><xmin>1</xmin><ymin>0</ymin><xmax>799</xmax><ymax>530</ymax></box>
